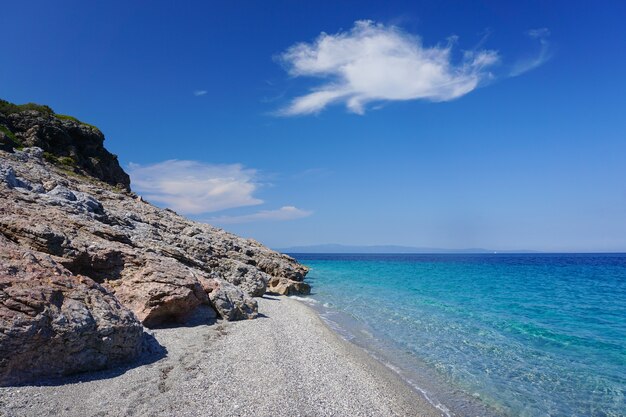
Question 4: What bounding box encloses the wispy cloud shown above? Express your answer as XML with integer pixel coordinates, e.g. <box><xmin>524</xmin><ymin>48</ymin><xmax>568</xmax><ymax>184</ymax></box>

<box><xmin>193</xmin><ymin>90</ymin><xmax>208</xmax><ymax>96</ymax></box>
<box><xmin>128</xmin><ymin>160</ymin><xmax>262</xmax><ymax>214</ymax></box>
<box><xmin>527</xmin><ymin>28</ymin><xmax>550</xmax><ymax>39</ymax></box>
<box><xmin>277</xmin><ymin>20</ymin><xmax>499</xmax><ymax>115</ymax></box>
<box><xmin>510</xmin><ymin>28</ymin><xmax>552</xmax><ymax>77</ymax></box>
<box><xmin>292</xmin><ymin>167</ymin><xmax>333</xmax><ymax>180</ymax></box>
<box><xmin>206</xmin><ymin>206</ymin><xmax>313</xmax><ymax>224</ymax></box>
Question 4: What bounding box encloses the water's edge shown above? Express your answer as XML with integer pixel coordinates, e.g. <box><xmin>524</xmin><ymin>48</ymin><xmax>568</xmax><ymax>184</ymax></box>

<box><xmin>289</xmin><ymin>295</ymin><xmax>505</xmax><ymax>417</ymax></box>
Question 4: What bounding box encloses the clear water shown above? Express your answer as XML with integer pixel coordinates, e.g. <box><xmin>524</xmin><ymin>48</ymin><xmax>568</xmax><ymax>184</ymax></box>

<box><xmin>291</xmin><ymin>253</ymin><xmax>626</xmax><ymax>417</ymax></box>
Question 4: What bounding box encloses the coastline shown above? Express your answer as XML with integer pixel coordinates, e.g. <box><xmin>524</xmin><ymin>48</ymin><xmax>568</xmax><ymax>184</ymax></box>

<box><xmin>0</xmin><ymin>295</ymin><xmax>443</xmax><ymax>417</ymax></box>
<box><xmin>295</xmin><ymin>295</ymin><xmax>504</xmax><ymax>417</ymax></box>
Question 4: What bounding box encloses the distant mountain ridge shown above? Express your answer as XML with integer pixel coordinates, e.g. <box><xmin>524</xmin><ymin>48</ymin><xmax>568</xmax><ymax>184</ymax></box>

<box><xmin>276</xmin><ymin>244</ymin><xmax>539</xmax><ymax>254</ymax></box>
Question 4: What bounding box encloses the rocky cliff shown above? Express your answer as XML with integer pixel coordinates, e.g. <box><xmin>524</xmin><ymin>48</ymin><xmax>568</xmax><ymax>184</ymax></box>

<box><xmin>0</xmin><ymin>101</ymin><xmax>310</xmax><ymax>385</ymax></box>
<box><xmin>0</xmin><ymin>99</ymin><xmax>130</xmax><ymax>190</ymax></box>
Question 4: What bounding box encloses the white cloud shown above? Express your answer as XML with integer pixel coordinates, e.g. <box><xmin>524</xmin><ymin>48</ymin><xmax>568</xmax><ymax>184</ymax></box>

<box><xmin>510</xmin><ymin>28</ymin><xmax>552</xmax><ymax>77</ymax></box>
<box><xmin>128</xmin><ymin>160</ymin><xmax>263</xmax><ymax>214</ymax></box>
<box><xmin>278</xmin><ymin>20</ymin><xmax>499</xmax><ymax>115</ymax></box>
<box><xmin>194</xmin><ymin>90</ymin><xmax>208</xmax><ymax>96</ymax></box>
<box><xmin>206</xmin><ymin>206</ymin><xmax>313</xmax><ymax>224</ymax></box>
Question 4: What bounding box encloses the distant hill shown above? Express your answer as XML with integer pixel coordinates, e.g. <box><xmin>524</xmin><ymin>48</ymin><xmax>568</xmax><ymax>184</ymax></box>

<box><xmin>276</xmin><ymin>244</ymin><xmax>539</xmax><ymax>254</ymax></box>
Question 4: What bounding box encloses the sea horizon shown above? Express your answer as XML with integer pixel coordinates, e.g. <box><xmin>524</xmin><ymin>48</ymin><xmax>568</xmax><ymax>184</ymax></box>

<box><xmin>284</xmin><ymin>250</ymin><xmax>626</xmax><ymax>255</ymax></box>
<box><xmin>277</xmin><ymin>243</ymin><xmax>625</xmax><ymax>255</ymax></box>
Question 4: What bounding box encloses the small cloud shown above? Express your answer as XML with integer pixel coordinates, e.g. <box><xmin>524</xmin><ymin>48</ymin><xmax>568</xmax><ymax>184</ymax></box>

<box><xmin>206</xmin><ymin>206</ymin><xmax>313</xmax><ymax>224</ymax></box>
<box><xmin>128</xmin><ymin>160</ymin><xmax>262</xmax><ymax>214</ymax></box>
<box><xmin>527</xmin><ymin>28</ymin><xmax>550</xmax><ymax>39</ymax></box>
<box><xmin>277</xmin><ymin>20</ymin><xmax>499</xmax><ymax>116</ymax></box>
<box><xmin>193</xmin><ymin>90</ymin><xmax>208</xmax><ymax>96</ymax></box>
<box><xmin>510</xmin><ymin>28</ymin><xmax>552</xmax><ymax>77</ymax></box>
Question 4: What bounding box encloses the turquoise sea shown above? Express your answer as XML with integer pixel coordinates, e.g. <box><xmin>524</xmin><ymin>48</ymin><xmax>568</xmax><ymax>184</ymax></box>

<box><xmin>291</xmin><ymin>254</ymin><xmax>626</xmax><ymax>417</ymax></box>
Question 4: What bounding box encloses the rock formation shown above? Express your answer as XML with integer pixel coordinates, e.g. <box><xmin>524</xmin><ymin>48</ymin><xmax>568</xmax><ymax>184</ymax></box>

<box><xmin>0</xmin><ymin>235</ymin><xmax>144</xmax><ymax>385</ymax></box>
<box><xmin>0</xmin><ymin>100</ymin><xmax>130</xmax><ymax>190</ymax></box>
<box><xmin>0</xmin><ymin>101</ymin><xmax>310</xmax><ymax>385</ymax></box>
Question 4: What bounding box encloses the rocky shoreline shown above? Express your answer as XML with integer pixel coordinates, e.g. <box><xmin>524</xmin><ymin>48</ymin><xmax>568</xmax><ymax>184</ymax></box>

<box><xmin>0</xmin><ymin>103</ymin><xmax>311</xmax><ymax>385</ymax></box>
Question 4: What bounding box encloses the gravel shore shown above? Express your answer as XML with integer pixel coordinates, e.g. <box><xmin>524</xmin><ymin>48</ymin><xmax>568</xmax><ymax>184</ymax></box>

<box><xmin>0</xmin><ymin>295</ymin><xmax>443</xmax><ymax>417</ymax></box>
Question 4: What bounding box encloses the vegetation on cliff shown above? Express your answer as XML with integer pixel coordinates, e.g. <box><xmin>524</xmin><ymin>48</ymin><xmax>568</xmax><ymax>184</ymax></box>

<box><xmin>0</xmin><ymin>98</ymin><xmax>129</xmax><ymax>190</ymax></box>
<box><xmin>0</xmin><ymin>99</ymin><xmax>54</xmax><ymax>116</ymax></box>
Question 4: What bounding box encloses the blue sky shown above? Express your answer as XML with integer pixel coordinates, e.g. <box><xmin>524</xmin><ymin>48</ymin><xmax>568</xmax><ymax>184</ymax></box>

<box><xmin>2</xmin><ymin>1</ymin><xmax>625</xmax><ymax>251</ymax></box>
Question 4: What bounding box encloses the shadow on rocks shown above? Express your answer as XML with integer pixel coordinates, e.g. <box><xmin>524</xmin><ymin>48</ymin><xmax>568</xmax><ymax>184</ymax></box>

<box><xmin>150</xmin><ymin>305</ymin><xmax>220</xmax><ymax>329</ymax></box>
<box><xmin>13</xmin><ymin>331</ymin><xmax>168</xmax><ymax>387</ymax></box>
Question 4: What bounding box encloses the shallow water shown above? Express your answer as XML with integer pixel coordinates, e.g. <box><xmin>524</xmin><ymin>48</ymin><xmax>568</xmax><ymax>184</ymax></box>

<box><xmin>291</xmin><ymin>253</ymin><xmax>626</xmax><ymax>417</ymax></box>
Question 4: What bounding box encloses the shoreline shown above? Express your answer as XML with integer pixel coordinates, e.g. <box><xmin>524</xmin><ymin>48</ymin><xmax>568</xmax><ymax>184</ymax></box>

<box><xmin>285</xmin><ymin>296</ymin><xmax>447</xmax><ymax>417</ymax></box>
<box><xmin>295</xmin><ymin>295</ymin><xmax>504</xmax><ymax>417</ymax></box>
<box><xmin>0</xmin><ymin>295</ymin><xmax>443</xmax><ymax>417</ymax></box>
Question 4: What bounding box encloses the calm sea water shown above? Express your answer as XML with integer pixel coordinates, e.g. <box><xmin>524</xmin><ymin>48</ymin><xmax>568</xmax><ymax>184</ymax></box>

<box><xmin>290</xmin><ymin>253</ymin><xmax>626</xmax><ymax>417</ymax></box>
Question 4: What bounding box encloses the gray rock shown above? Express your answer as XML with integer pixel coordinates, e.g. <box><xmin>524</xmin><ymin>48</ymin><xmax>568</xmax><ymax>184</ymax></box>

<box><xmin>218</xmin><ymin>258</ymin><xmax>270</xmax><ymax>297</ymax></box>
<box><xmin>48</xmin><ymin>185</ymin><xmax>77</xmax><ymax>201</ymax></box>
<box><xmin>25</xmin><ymin>146</ymin><xmax>44</xmax><ymax>158</ymax></box>
<box><xmin>75</xmin><ymin>192</ymin><xmax>104</xmax><ymax>214</ymax></box>
<box><xmin>0</xmin><ymin>164</ymin><xmax>30</xmax><ymax>190</ymax></box>
<box><xmin>203</xmin><ymin>278</ymin><xmax>258</xmax><ymax>321</ymax></box>
<box><xmin>0</xmin><ymin>165</ymin><xmax>19</xmax><ymax>188</ymax></box>
<box><xmin>18</xmin><ymin>146</ymin><xmax>44</xmax><ymax>160</ymax></box>
<box><xmin>30</xmin><ymin>183</ymin><xmax>45</xmax><ymax>193</ymax></box>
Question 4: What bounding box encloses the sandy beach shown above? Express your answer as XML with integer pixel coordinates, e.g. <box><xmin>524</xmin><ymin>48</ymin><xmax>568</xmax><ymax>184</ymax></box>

<box><xmin>0</xmin><ymin>295</ymin><xmax>442</xmax><ymax>417</ymax></box>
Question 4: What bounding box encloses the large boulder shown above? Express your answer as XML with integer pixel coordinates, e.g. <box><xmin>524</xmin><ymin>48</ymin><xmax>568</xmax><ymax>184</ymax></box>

<box><xmin>201</xmin><ymin>278</ymin><xmax>258</xmax><ymax>321</ymax></box>
<box><xmin>108</xmin><ymin>258</ymin><xmax>216</xmax><ymax>328</ymax></box>
<box><xmin>255</xmin><ymin>255</ymin><xmax>309</xmax><ymax>282</ymax></box>
<box><xmin>0</xmin><ymin>237</ymin><xmax>144</xmax><ymax>386</ymax></box>
<box><xmin>216</xmin><ymin>258</ymin><xmax>270</xmax><ymax>297</ymax></box>
<box><xmin>267</xmin><ymin>276</ymin><xmax>311</xmax><ymax>296</ymax></box>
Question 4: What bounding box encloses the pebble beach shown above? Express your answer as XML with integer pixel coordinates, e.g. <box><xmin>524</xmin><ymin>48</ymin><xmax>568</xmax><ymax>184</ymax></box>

<box><xmin>0</xmin><ymin>295</ymin><xmax>442</xmax><ymax>417</ymax></box>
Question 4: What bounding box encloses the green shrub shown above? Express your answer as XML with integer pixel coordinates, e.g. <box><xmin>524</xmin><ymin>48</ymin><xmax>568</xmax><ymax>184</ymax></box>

<box><xmin>1</xmin><ymin>99</ymin><xmax>100</xmax><ymax>132</ymax></box>
<box><xmin>42</xmin><ymin>151</ymin><xmax>77</xmax><ymax>168</ymax></box>
<box><xmin>0</xmin><ymin>125</ymin><xmax>17</xmax><ymax>141</ymax></box>
<box><xmin>0</xmin><ymin>124</ymin><xmax>22</xmax><ymax>151</ymax></box>
<box><xmin>58</xmin><ymin>156</ymin><xmax>76</xmax><ymax>166</ymax></box>
<box><xmin>43</xmin><ymin>152</ymin><xmax>58</xmax><ymax>164</ymax></box>
<box><xmin>0</xmin><ymin>99</ymin><xmax>53</xmax><ymax>115</ymax></box>
<box><xmin>55</xmin><ymin>113</ymin><xmax>100</xmax><ymax>131</ymax></box>
<box><xmin>55</xmin><ymin>114</ymin><xmax>80</xmax><ymax>123</ymax></box>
